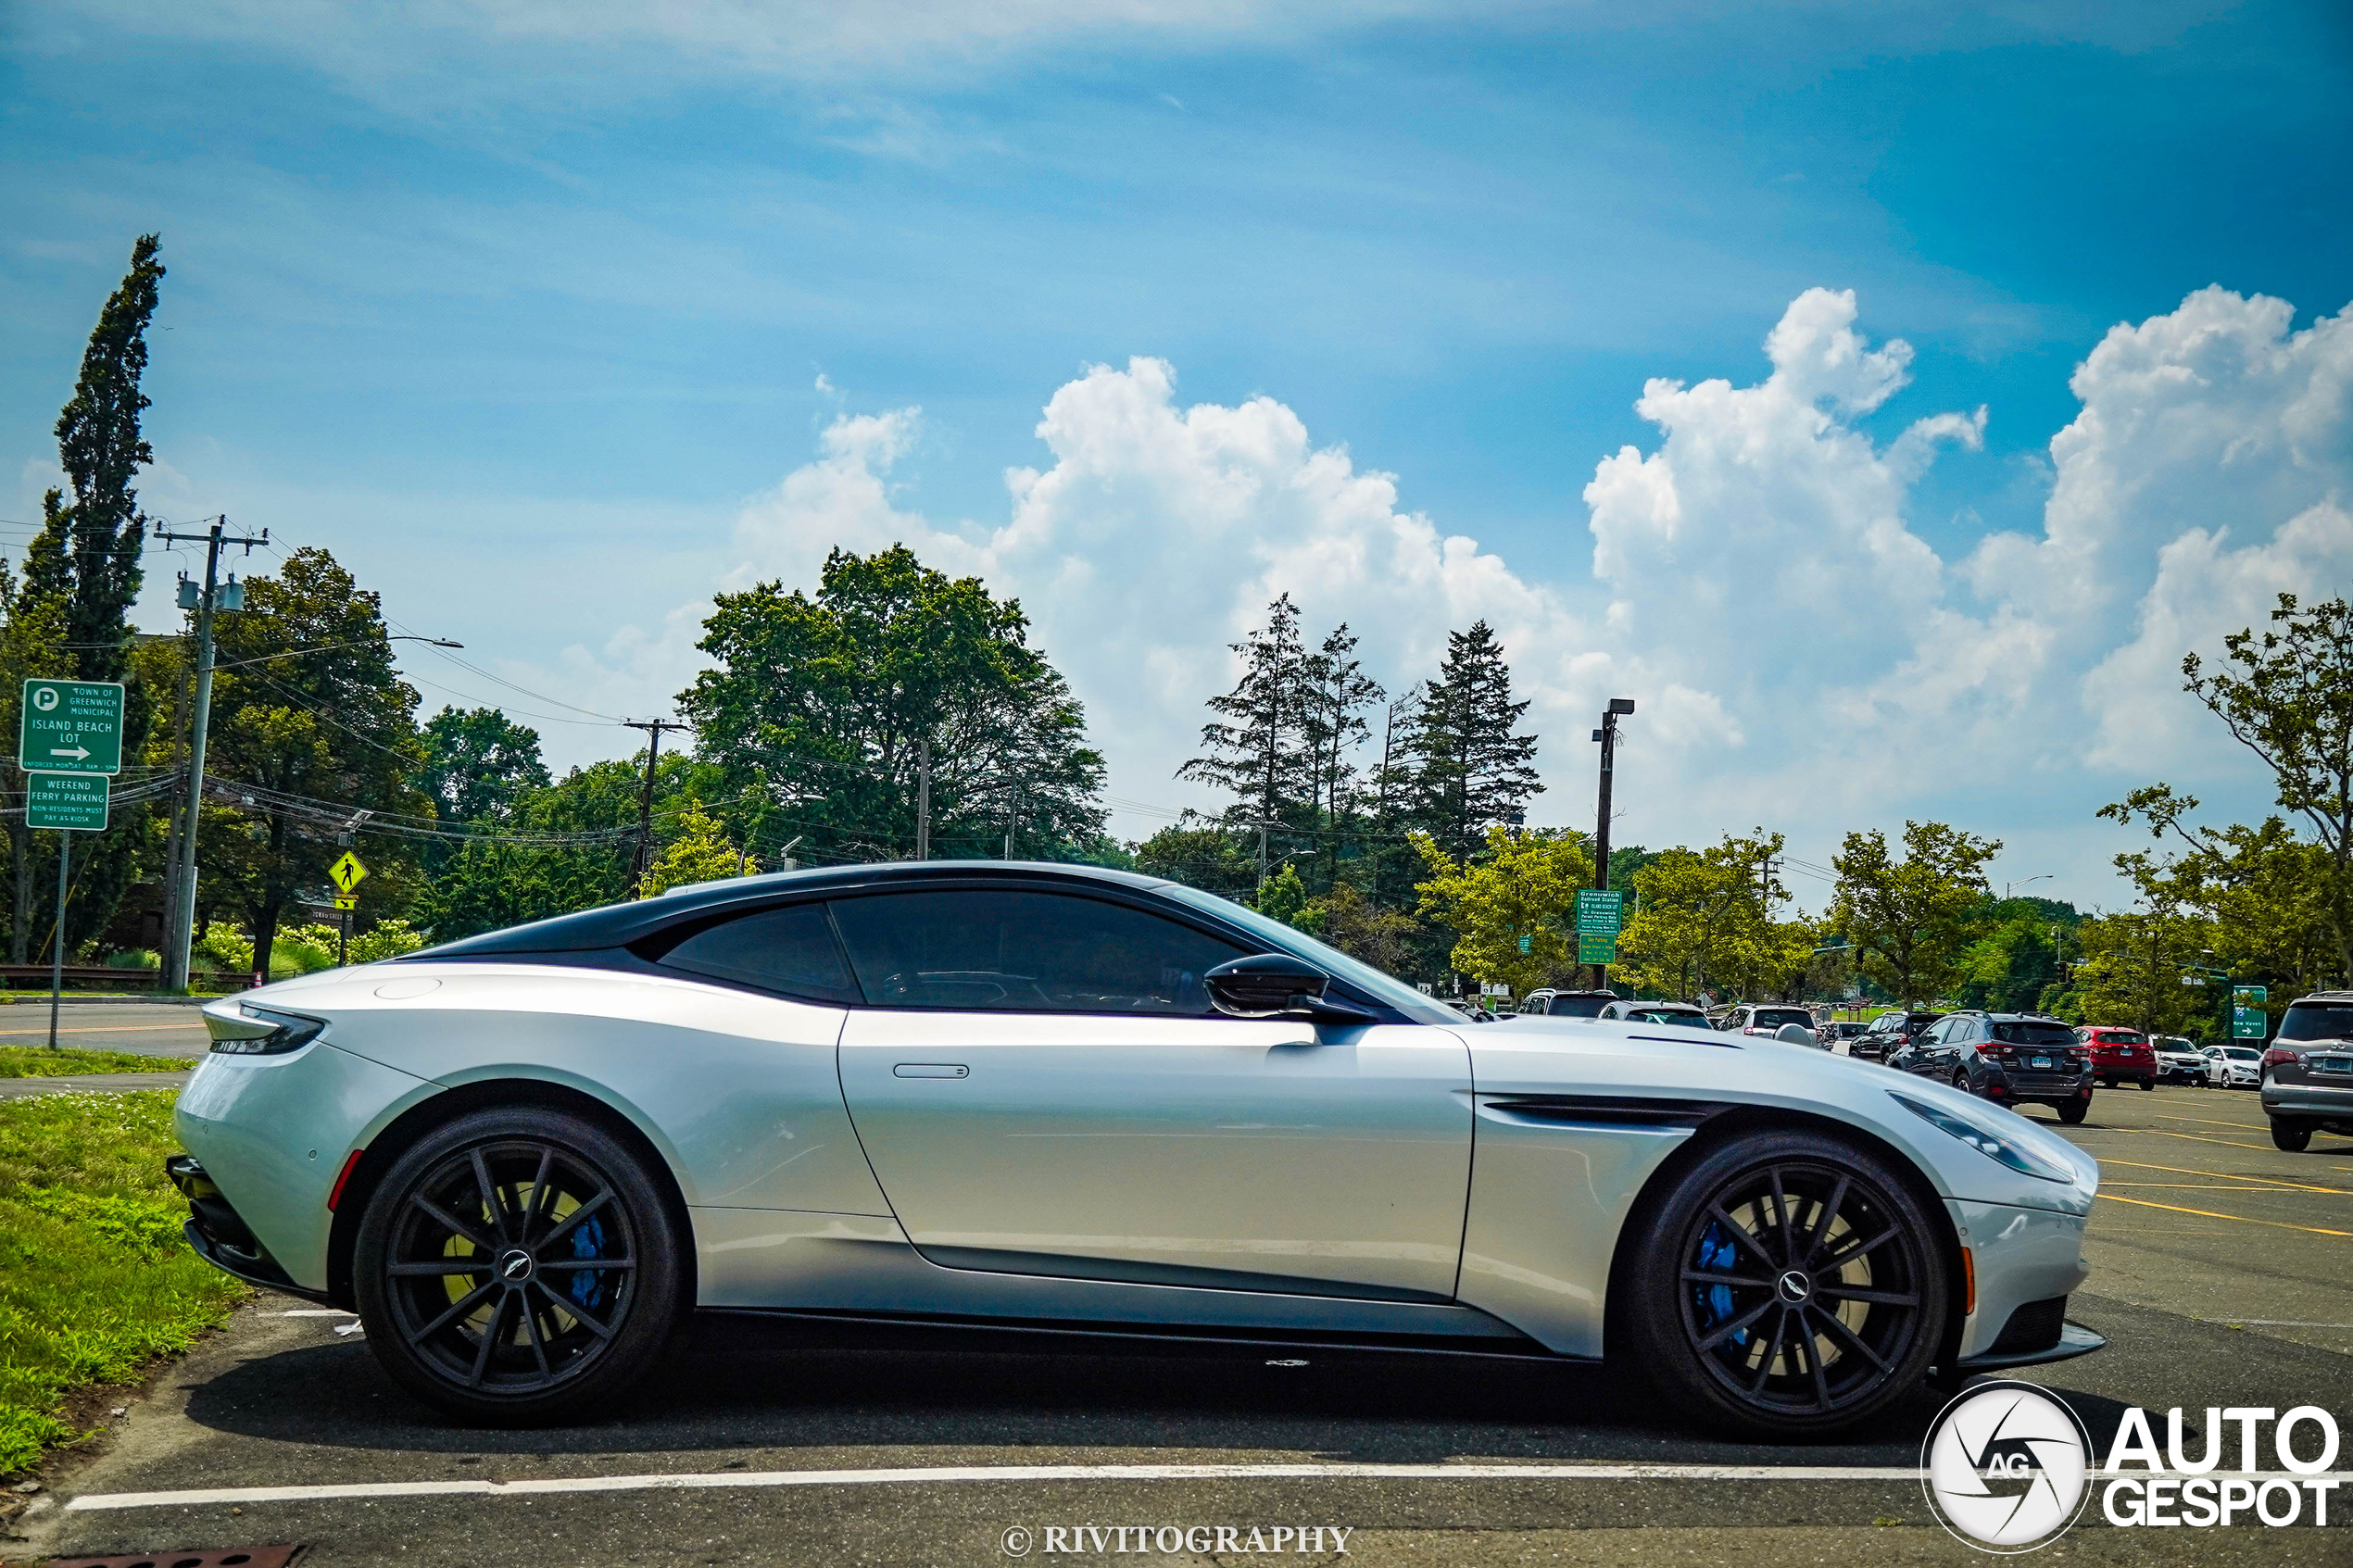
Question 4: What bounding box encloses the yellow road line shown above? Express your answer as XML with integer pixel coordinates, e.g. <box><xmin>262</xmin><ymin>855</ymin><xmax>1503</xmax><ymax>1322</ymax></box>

<box><xmin>2104</xmin><ymin>1183</ymin><xmax>2313</xmax><ymax>1192</ymax></box>
<box><xmin>2150</xmin><ymin>1111</ymin><xmax>2275</xmax><ymax>1132</ymax></box>
<box><xmin>2095</xmin><ymin>1192</ymin><xmax>2352</xmax><ymax>1236</ymax></box>
<box><xmin>2080</xmin><ymin>1126</ymin><xmax>2279</xmax><ymax>1154</ymax></box>
<box><xmin>2095</xmin><ymin>1158</ymin><xmax>2353</xmax><ymax>1197</ymax></box>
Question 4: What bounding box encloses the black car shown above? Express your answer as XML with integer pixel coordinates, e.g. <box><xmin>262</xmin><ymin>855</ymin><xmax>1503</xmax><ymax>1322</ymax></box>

<box><xmin>2261</xmin><ymin>991</ymin><xmax>2353</xmax><ymax>1152</ymax></box>
<box><xmin>1891</xmin><ymin>1010</ymin><xmax>2093</xmax><ymax>1123</ymax></box>
<box><xmin>1853</xmin><ymin>1009</ymin><xmax>1943</xmax><ymax>1063</ymax></box>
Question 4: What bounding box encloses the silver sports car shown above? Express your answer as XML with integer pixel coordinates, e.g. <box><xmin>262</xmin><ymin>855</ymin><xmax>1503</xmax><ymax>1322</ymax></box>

<box><xmin>168</xmin><ymin>862</ymin><xmax>2103</xmax><ymax>1438</ymax></box>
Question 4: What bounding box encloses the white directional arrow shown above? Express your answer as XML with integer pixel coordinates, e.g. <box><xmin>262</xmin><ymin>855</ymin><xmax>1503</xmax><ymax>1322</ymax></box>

<box><xmin>48</xmin><ymin>745</ymin><xmax>89</xmax><ymax>760</ymax></box>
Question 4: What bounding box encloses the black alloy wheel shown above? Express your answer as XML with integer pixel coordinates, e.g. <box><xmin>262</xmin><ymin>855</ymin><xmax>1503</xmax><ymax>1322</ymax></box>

<box><xmin>1619</xmin><ymin>1130</ymin><xmax>1947</xmax><ymax>1440</ymax></box>
<box><xmin>355</xmin><ymin>1107</ymin><xmax>683</xmax><ymax>1424</ymax></box>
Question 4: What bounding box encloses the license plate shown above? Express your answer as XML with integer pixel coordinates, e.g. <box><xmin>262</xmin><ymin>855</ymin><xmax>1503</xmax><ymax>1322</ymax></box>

<box><xmin>2316</xmin><ymin>1057</ymin><xmax>2351</xmax><ymax>1074</ymax></box>
<box><xmin>2030</xmin><ymin>1055</ymin><xmax>2052</xmax><ymax>1069</ymax></box>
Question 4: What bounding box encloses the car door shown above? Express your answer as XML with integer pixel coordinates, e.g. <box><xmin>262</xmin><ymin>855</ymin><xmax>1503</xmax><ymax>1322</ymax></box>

<box><xmin>1907</xmin><ymin>1019</ymin><xmax>1949</xmax><ymax>1075</ymax></box>
<box><xmin>832</xmin><ymin>885</ymin><xmax>1474</xmax><ymax>1302</ymax></box>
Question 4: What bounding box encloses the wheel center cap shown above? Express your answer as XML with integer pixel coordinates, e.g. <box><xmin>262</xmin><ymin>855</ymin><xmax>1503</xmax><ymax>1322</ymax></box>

<box><xmin>496</xmin><ymin>1248</ymin><xmax>535</xmax><ymax>1284</ymax></box>
<box><xmin>1775</xmin><ymin>1270</ymin><xmax>1814</xmax><ymax>1304</ymax></box>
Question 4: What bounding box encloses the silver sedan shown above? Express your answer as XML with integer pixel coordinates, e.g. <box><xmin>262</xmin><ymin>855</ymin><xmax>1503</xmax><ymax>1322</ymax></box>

<box><xmin>168</xmin><ymin>863</ymin><xmax>2102</xmax><ymax>1439</ymax></box>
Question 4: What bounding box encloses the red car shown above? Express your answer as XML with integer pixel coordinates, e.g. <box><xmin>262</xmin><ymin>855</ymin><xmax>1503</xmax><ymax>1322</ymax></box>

<box><xmin>2076</xmin><ymin>1025</ymin><xmax>2158</xmax><ymax>1090</ymax></box>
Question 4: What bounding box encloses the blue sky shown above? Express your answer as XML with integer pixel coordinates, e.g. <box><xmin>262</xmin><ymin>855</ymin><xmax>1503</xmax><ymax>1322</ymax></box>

<box><xmin>5</xmin><ymin>1</ymin><xmax>2350</xmax><ymax>908</ymax></box>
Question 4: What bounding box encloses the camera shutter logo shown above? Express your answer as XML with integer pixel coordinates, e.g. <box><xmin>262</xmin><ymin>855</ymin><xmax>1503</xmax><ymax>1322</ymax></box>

<box><xmin>1921</xmin><ymin>1381</ymin><xmax>2094</xmax><ymax>1552</ymax></box>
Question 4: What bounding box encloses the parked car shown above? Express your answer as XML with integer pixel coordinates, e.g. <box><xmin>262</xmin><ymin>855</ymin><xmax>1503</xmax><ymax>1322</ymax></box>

<box><xmin>162</xmin><ymin>860</ymin><xmax>2102</xmax><ymax>1438</ymax></box>
<box><xmin>1596</xmin><ymin>998</ymin><xmax>1718</xmax><ymax>1030</ymax></box>
<box><xmin>1890</xmin><ymin>1011</ymin><xmax>2094</xmax><ymax>1123</ymax></box>
<box><xmin>1721</xmin><ymin>1003</ymin><xmax>1821</xmax><ymax>1041</ymax></box>
<box><xmin>1818</xmin><ymin>1020</ymin><xmax>1870</xmax><ymax>1052</ymax></box>
<box><xmin>2260</xmin><ymin>992</ymin><xmax>2353</xmax><ymax>1151</ymax></box>
<box><xmin>2074</xmin><ymin>1026</ymin><xmax>2158</xmax><ymax>1090</ymax></box>
<box><xmin>2151</xmin><ymin>1036</ymin><xmax>2208</xmax><ymax>1085</ymax></box>
<box><xmin>2208</xmin><ymin>1046</ymin><xmax>2263</xmax><ymax>1089</ymax></box>
<box><xmin>1854</xmin><ymin>1010</ymin><xmax>1944</xmax><ymax>1063</ymax></box>
<box><xmin>1516</xmin><ymin>988</ymin><xmax>1617</xmax><ymax>1019</ymax></box>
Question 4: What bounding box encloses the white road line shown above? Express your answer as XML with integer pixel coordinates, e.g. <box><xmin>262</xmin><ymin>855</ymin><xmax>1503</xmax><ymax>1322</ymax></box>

<box><xmin>68</xmin><ymin>1463</ymin><xmax>1931</xmax><ymax>1511</ymax></box>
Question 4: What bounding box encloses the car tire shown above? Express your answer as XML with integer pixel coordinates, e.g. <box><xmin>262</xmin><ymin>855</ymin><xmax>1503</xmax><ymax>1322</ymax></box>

<box><xmin>2139</xmin><ymin>1078</ymin><xmax>2155</xmax><ymax>1091</ymax></box>
<box><xmin>1617</xmin><ymin>1128</ymin><xmax>1948</xmax><ymax>1441</ymax></box>
<box><xmin>2057</xmin><ymin>1099</ymin><xmax>2088</xmax><ymax>1125</ymax></box>
<box><xmin>2271</xmin><ymin>1120</ymin><xmax>2313</xmax><ymax>1153</ymax></box>
<box><xmin>1951</xmin><ymin>1071</ymin><xmax>1971</xmax><ymax>1095</ymax></box>
<box><xmin>355</xmin><ymin>1105</ymin><xmax>685</xmax><ymax>1425</ymax></box>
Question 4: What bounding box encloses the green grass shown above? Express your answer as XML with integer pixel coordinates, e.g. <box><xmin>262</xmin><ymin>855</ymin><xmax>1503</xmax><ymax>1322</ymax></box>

<box><xmin>0</xmin><ymin>1046</ymin><xmax>195</xmax><ymax>1079</ymax></box>
<box><xmin>0</xmin><ymin>1090</ymin><xmax>246</xmax><ymax>1474</ymax></box>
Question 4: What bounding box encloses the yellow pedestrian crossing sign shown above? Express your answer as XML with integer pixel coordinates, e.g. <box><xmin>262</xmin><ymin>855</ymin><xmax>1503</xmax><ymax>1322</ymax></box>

<box><xmin>328</xmin><ymin>851</ymin><xmax>370</xmax><ymax>895</ymax></box>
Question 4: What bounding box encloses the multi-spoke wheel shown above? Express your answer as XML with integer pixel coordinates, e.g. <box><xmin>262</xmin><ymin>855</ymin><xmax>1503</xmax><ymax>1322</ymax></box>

<box><xmin>1618</xmin><ymin>1130</ymin><xmax>1947</xmax><ymax>1439</ymax></box>
<box><xmin>355</xmin><ymin>1107</ymin><xmax>683</xmax><ymax>1424</ymax></box>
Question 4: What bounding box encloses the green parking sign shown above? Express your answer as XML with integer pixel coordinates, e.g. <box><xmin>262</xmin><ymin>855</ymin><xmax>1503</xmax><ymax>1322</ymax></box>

<box><xmin>26</xmin><ymin>772</ymin><xmax>107</xmax><ymax>831</ymax></box>
<box><xmin>1578</xmin><ymin>932</ymin><xmax>1617</xmax><ymax>965</ymax></box>
<box><xmin>1576</xmin><ymin>889</ymin><xmax>1624</xmax><ymax>935</ymax></box>
<box><xmin>19</xmin><ymin>679</ymin><xmax>124</xmax><ymax>776</ymax></box>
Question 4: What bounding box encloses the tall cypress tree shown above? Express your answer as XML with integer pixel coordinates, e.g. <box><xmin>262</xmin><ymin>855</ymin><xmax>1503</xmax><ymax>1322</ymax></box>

<box><xmin>19</xmin><ymin>235</ymin><xmax>167</xmax><ymax>956</ymax></box>
<box><xmin>1403</xmin><ymin>620</ymin><xmax>1541</xmax><ymax>861</ymax></box>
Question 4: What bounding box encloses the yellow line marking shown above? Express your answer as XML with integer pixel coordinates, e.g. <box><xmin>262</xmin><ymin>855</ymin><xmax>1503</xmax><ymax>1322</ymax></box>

<box><xmin>2150</xmin><ymin>1112</ymin><xmax>2277</xmax><ymax>1131</ymax></box>
<box><xmin>2095</xmin><ymin>1158</ymin><xmax>2353</xmax><ymax>1196</ymax></box>
<box><xmin>2095</xmin><ymin>1192</ymin><xmax>2352</xmax><ymax>1236</ymax></box>
<box><xmin>2104</xmin><ymin>1183</ymin><xmax>2313</xmax><ymax>1192</ymax></box>
<box><xmin>2085</xmin><ymin>1126</ymin><xmax>2279</xmax><ymax>1154</ymax></box>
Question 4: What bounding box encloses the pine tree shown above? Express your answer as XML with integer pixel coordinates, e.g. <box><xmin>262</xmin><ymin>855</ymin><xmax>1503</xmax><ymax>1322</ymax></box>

<box><xmin>1403</xmin><ymin>621</ymin><xmax>1541</xmax><ymax>862</ymax></box>
<box><xmin>1302</xmin><ymin>622</ymin><xmax>1384</xmax><ymax>830</ymax></box>
<box><xmin>1177</xmin><ymin>595</ymin><xmax>1313</xmax><ymax>837</ymax></box>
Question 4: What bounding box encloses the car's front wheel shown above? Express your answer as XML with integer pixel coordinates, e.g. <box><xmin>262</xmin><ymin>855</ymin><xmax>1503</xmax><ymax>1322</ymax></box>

<box><xmin>355</xmin><ymin>1105</ymin><xmax>685</xmax><ymax>1424</ymax></box>
<box><xmin>1618</xmin><ymin>1129</ymin><xmax>1948</xmax><ymax>1440</ymax></box>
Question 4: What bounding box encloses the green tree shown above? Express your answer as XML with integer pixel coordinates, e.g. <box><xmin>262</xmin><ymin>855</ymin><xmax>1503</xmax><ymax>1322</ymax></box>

<box><xmin>0</xmin><ymin>560</ymin><xmax>69</xmax><ymax>963</ymax></box>
<box><xmin>1829</xmin><ymin>821</ymin><xmax>2001</xmax><ymax>1007</ymax></box>
<box><xmin>419</xmin><ymin>706</ymin><xmax>549</xmax><ymax>828</ymax></box>
<box><xmin>2180</xmin><ymin>594</ymin><xmax>2353</xmax><ymax>985</ymax></box>
<box><xmin>16</xmin><ymin>235</ymin><xmax>170</xmax><ymax>958</ymax></box>
<box><xmin>1399</xmin><ymin>621</ymin><xmax>1541</xmax><ymax>863</ymax></box>
<box><xmin>195</xmin><ymin>548</ymin><xmax>429</xmax><ymax>978</ymax></box>
<box><xmin>640</xmin><ymin>798</ymin><xmax>753</xmax><ymax>897</ymax></box>
<box><xmin>684</xmin><ymin>546</ymin><xmax>1105</xmax><ymax>864</ymax></box>
<box><xmin>1131</xmin><ymin>819</ymin><xmax>1258</xmax><ymax>900</ymax></box>
<box><xmin>2065</xmin><ymin>908</ymin><xmax>2215</xmax><ymax>1037</ymax></box>
<box><xmin>1306</xmin><ymin>880</ymin><xmax>1422</xmax><ymax>975</ymax></box>
<box><xmin>1301</xmin><ymin>621</ymin><xmax>1384</xmax><ymax>875</ymax></box>
<box><xmin>1954</xmin><ymin>919</ymin><xmax>2062</xmax><ymax>1013</ymax></box>
<box><xmin>1412</xmin><ymin>826</ymin><xmax>1594</xmax><ymax>996</ymax></box>
<box><xmin>1612</xmin><ymin>833</ymin><xmax>1783</xmax><ymax>1002</ymax></box>
<box><xmin>1179</xmin><ymin>595</ymin><xmax>1313</xmax><ymax>854</ymax></box>
<box><xmin>1256</xmin><ymin>862</ymin><xmax>1317</xmax><ymax>932</ymax></box>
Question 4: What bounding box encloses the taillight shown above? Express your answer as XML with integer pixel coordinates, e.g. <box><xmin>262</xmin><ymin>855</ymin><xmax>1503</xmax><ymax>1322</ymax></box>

<box><xmin>2264</xmin><ymin>1047</ymin><xmax>2304</xmax><ymax>1069</ymax></box>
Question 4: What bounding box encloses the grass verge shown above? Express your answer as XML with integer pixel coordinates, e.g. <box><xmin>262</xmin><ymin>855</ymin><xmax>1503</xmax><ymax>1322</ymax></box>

<box><xmin>0</xmin><ymin>1046</ymin><xmax>195</xmax><ymax>1078</ymax></box>
<box><xmin>0</xmin><ymin>1089</ymin><xmax>245</xmax><ymax>1474</ymax></box>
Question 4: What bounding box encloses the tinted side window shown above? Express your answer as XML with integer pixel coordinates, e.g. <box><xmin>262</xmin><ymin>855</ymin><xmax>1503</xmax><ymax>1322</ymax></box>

<box><xmin>829</xmin><ymin>890</ymin><xmax>1249</xmax><ymax>1014</ymax></box>
<box><xmin>659</xmin><ymin>904</ymin><xmax>861</xmax><ymax>1005</ymax></box>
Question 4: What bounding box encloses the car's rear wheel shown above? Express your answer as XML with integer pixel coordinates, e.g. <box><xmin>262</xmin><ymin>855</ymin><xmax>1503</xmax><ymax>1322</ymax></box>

<box><xmin>2057</xmin><ymin>1098</ymin><xmax>2088</xmax><ymax>1124</ymax></box>
<box><xmin>1618</xmin><ymin>1130</ymin><xmax>1947</xmax><ymax>1440</ymax></box>
<box><xmin>2271</xmin><ymin>1119</ymin><xmax>2313</xmax><ymax>1153</ymax></box>
<box><xmin>355</xmin><ymin>1106</ymin><xmax>684</xmax><ymax>1424</ymax></box>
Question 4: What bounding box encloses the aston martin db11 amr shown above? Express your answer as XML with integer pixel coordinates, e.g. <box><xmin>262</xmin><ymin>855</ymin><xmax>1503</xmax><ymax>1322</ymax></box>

<box><xmin>168</xmin><ymin>862</ymin><xmax>2103</xmax><ymax>1437</ymax></box>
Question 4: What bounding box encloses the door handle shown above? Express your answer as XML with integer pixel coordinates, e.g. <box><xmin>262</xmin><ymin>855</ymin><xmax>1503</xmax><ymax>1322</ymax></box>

<box><xmin>892</xmin><ymin>1063</ymin><xmax>969</xmax><ymax>1078</ymax></box>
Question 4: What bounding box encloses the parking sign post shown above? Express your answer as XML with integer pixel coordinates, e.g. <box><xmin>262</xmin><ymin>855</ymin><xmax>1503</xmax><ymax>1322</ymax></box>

<box><xmin>18</xmin><ymin>679</ymin><xmax>120</xmax><ymax>1047</ymax></box>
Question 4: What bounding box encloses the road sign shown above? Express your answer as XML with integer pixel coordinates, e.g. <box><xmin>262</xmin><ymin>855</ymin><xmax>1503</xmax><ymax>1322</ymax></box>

<box><xmin>1578</xmin><ymin>932</ymin><xmax>1617</xmax><ymax>965</ymax></box>
<box><xmin>25</xmin><ymin>773</ymin><xmax>107</xmax><ymax>831</ymax></box>
<box><xmin>333</xmin><ymin>894</ymin><xmax>358</xmax><ymax>911</ymax></box>
<box><xmin>1576</xmin><ymin>888</ymin><xmax>1625</xmax><ymax>935</ymax></box>
<box><xmin>327</xmin><ymin>851</ymin><xmax>370</xmax><ymax>895</ymax></box>
<box><xmin>18</xmin><ymin>679</ymin><xmax>124</xmax><ymax>776</ymax></box>
<box><xmin>1517</xmin><ymin>934</ymin><xmax>1532</xmax><ymax>954</ymax></box>
<box><xmin>2233</xmin><ymin>984</ymin><xmax>2269</xmax><ymax>1040</ymax></box>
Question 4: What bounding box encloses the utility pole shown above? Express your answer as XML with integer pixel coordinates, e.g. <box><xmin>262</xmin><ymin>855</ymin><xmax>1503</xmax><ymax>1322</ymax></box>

<box><xmin>623</xmin><ymin>718</ymin><xmax>688</xmax><ymax>897</ymax></box>
<box><xmin>156</xmin><ymin>516</ymin><xmax>267</xmax><ymax>991</ymax></box>
<box><xmin>1591</xmin><ymin>697</ymin><xmax>1634</xmax><ymax>986</ymax></box>
<box><xmin>915</xmin><ymin>738</ymin><xmax>932</xmax><ymax>859</ymax></box>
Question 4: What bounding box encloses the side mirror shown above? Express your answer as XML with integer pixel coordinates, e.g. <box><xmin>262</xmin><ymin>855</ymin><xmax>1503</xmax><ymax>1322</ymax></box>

<box><xmin>1204</xmin><ymin>954</ymin><xmax>1376</xmax><ymax>1025</ymax></box>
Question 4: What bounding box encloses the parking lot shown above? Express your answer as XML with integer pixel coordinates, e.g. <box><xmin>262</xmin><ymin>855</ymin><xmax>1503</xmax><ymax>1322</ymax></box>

<box><xmin>9</xmin><ymin>1073</ymin><xmax>2352</xmax><ymax>1567</ymax></box>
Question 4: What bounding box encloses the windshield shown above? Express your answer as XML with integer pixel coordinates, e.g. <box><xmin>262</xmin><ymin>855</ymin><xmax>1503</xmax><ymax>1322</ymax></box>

<box><xmin>2280</xmin><ymin>1004</ymin><xmax>2353</xmax><ymax>1043</ymax></box>
<box><xmin>1159</xmin><ymin>884</ymin><xmax>1458</xmax><ymax>1024</ymax></box>
<box><xmin>1994</xmin><ymin>1022</ymin><xmax>2078</xmax><ymax>1045</ymax></box>
<box><xmin>2095</xmin><ymin>1031</ymin><xmax>2147</xmax><ymax>1045</ymax></box>
<box><xmin>1547</xmin><ymin>995</ymin><xmax>1611</xmax><ymax>1017</ymax></box>
<box><xmin>2225</xmin><ymin>1047</ymin><xmax>2260</xmax><ymax>1061</ymax></box>
<box><xmin>1753</xmin><ymin>1010</ymin><xmax>1813</xmax><ymax>1029</ymax></box>
<box><xmin>1627</xmin><ymin>1008</ymin><xmax>1712</xmax><ymax>1028</ymax></box>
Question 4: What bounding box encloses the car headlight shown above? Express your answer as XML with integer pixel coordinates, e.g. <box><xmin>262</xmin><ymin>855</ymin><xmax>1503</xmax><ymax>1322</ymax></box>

<box><xmin>209</xmin><ymin>1004</ymin><xmax>326</xmax><ymax>1056</ymax></box>
<box><xmin>1890</xmin><ymin>1092</ymin><xmax>2079</xmax><ymax>1185</ymax></box>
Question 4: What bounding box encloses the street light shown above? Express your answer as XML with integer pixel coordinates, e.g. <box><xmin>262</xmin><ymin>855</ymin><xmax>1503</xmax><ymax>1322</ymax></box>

<box><xmin>2005</xmin><ymin>874</ymin><xmax>2052</xmax><ymax>901</ymax></box>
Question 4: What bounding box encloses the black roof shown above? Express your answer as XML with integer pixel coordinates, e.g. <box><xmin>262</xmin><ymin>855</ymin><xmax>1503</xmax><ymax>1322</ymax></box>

<box><xmin>407</xmin><ymin>860</ymin><xmax>1184</xmax><ymax>960</ymax></box>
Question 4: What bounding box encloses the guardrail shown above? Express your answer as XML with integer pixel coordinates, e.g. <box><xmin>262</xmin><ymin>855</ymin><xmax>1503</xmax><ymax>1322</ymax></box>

<box><xmin>0</xmin><ymin>965</ymin><xmax>255</xmax><ymax>993</ymax></box>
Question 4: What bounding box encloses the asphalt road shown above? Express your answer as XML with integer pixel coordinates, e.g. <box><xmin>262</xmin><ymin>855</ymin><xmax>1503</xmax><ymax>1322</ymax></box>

<box><xmin>10</xmin><ymin>1079</ymin><xmax>2353</xmax><ymax>1567</ymax></box>
<box><xmin>0</xmin><ymin>1000</ymin><xmax>209</xmax><ymax>1060</ymax></box>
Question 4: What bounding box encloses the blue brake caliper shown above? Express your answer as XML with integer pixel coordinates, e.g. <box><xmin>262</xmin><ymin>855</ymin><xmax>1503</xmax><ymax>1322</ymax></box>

<box><xmin>569</xmin><ymin>1215</ymin><xmax>607</xmax><ymax>1312</ymax></box>
<box><xmin>1694</xmin><ymin>1222</ymin><xmax>1743</xmax><ymax>1347</ymax></box>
